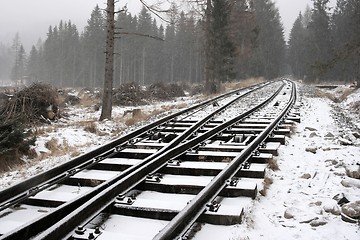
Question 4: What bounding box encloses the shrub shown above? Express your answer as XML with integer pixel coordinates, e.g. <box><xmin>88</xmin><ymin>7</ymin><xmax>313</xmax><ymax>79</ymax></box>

<box><xmin>0</xmin><ymin>118</ymin><xmax>36</xmax><ymax>171</ymax></box>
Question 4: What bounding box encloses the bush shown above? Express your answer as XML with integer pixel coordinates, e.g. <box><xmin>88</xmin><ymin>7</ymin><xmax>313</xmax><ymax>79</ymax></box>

<box><xmin>113</xmin><ymin>82</ymin><xmax>147</xmax><ymax>106</ymax></box>
<box><xmin>0</xmin><ymin>118</ymin><xmax>36</xmax><ymax>171</ymax></box>
<box><xmin>0</xmin><ymin>83</ymin><xmax>59</xmax><ymax>124</ymax></box>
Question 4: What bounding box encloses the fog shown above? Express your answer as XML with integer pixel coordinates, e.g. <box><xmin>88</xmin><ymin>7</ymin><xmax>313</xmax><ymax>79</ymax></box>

<box><xmin>0</xmin><ymin>0</ymin><xmax>336</xmax><ymax>50</ymax></box>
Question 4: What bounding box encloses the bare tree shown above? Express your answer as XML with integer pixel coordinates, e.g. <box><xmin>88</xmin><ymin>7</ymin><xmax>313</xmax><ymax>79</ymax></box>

<box><xmin>100</xmin><ymin>0</ymin><xmax>170</xmax><ymax>121</ymax></box>
<box><xmin>100</xmin><ymin>0</ymin><xmax>115</xmax><ymax>121</ymax></box>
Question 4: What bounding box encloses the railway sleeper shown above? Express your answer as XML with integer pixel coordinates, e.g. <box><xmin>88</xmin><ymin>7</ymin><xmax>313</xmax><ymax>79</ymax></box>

<box><xmin>105</xmin><ymin>193</ymin><xmax>250</xmax><ymax>225</ymax></box>
<box><xmin>136</xmin><ymin>180</ymin><xmax>258</xmax><ymax>199</ymax></box>
<box><xmin>160</xmin><ymin>162</ymin><xmax>266</xmax><ymax>179</ymax></box>
<box><xmin>221</xmin><ymin>128</ymin><xmax>291</xmax><ymax>136</ymax></box>
<box><xmin>106</xmin><ymin>203</ymin><xmax>245</xmax><ymax>226</ymax></box>
<box><xmin>91</xmin><ymin>154</ymin><xmax>271</xmax><ymax>172</ymax></box>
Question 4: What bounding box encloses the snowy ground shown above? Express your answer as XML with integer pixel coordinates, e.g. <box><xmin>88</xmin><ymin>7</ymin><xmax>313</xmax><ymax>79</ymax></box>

<box><xmin>238</xmin><ymin>85</ymin><xmax>360</xmax><ymax>239</ymax></box>
<box><xmin>0</xmin><ymin>92</ymin><xmax>201</xmax><ymax>189</ymax></box>
<box><xmin>193</xmin><ymin>84</ymin><xmax>360</xmax><ymax>240</ymax></box>
<box><xmin>0</xmin><ymin>83</ymin><xmax>359</xmax><ymax>239</ymax></box>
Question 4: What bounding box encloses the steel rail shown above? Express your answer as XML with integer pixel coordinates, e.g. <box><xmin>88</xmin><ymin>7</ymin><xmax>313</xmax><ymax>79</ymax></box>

<box><xmin>0</xmin><ymin>82</ymin><xmax>272</xmax><ymax>240</ymax></box>
<box><xmin>0</xmin><ymin>82</ymin><xmax>263</xmax><ymax>210</ymax></box>
<box><xmin>32</xmin><ymin>81</ymin><xmax>286</xmax><ymax>240</ymax></box>
<box><xmin>153</xmin><ymin>80</ymin><xmax>297</xmax><ymax>240</ymax></box>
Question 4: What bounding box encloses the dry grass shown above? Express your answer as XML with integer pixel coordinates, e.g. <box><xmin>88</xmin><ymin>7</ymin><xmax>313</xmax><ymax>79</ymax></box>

<box><xmin>79</xmin><ymin>97</ymin><xmax>100</xmax><ymax>108</ymax></box>
<box><xmin>125</xmin><ymin>110</ymin><xmax>149</xmax><ymax>126</ymax></box>
<box><xmin>223</xmin><ymin>77</ymin><xmax>266</xmax><ymax>91</ymax></box>
<box><xmin>37</xmin><ymin>139</ymin><xmax>91</xmax><ymax>161</ymax></box>
<box><xmin>45</xmin><ymin>138</ymin><xmax>60</xmax><ymax>153</ymax></box>
<box><xmin>259</xmin><ymin>176</ymin><xmax>273</xmax><ymax>196</ymax></box>
<box><xmin>83</xmin><ymin>122</ymin><xmax>97</xmax><ymax>134</ymax></box>
<box><xmin>267</xmin><ymin>158</ymin><xmax>279</xmax><ymax>171</ymax></box>
<box><xmin>315</xmin><ymin>87</ymin><xmax>356</xmax><ymax>103</ymax></box>
<box><xmin>123</xmin><ymin>103</ymin><xmax>189</xmax><ymax>127</ymax></box>
<box><xmin>34</xmin><ymin>126</ymin><xmax>55</xmax><ymax>136</ymax></box>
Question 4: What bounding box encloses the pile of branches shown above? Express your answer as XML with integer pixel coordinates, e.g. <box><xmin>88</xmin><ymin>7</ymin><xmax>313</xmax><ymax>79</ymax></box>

<box><xmin>147</xmin><ymin>82</ymin><xmax>185</xmax><ymax>100</ymax></box>
<box><xmin>113</xmin><ymin>82</ymin><xmax>186</xmax><ymax>106</ymax></box>
<box><xmin>113</xmin><ymin>82</ymin><xmax>148</xmax><ymax>106</ymax></box>
<box><xmin>0</xmin><ymin>83</ymin><xmax>59</xmax><ymax>124</ymax></box>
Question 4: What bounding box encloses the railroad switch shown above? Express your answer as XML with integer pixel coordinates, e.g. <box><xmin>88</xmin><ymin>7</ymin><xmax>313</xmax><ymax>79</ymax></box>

<box><xmin>206</xmin><ymin>200</ymin><xmax>221</xmax><ymax>212</ymax></box>
<box><xmin>27</xmin><ymin>186</ymin><xmax>39</xmax><ymax>195</ymax></box>
<box><xmin>115</xmin><ymin>194</ymin><xmax>136</xmax><ymax>205</ymax></box>
<box><xmin>167</xmin><ymin>159</ymin><xmax>181</xmax><ymax>166</ymax></box>
<box><xmin>72</xmin><ymin>226</ymin><xmax>101</xmax><ymax>240</ymax></box>
<box><xmin>145</xmin><ymin>173</ymin><xmax>163</xmax><ymax>183</ymax></box>
<box><xmin>243</xmin><ymin>161</ymin><xmax>251</xmax><ymax>169</ymax></box>
<box><xmin>66</xmin><ymin>169</ymin><xmax>77</xmax><ymax>176</ymax></box>
<box><xmin>226</xmin><ymin>177</ymin><xmax>240</xmax><ymax>187</ymax></box>
<box><xmin>232</xmin><ymin>134</ymin><xmax>253</xmax><ymax>145</ymax></box>
<box><xmin>253</xmin><ymin>150</ymin><xmax>261</xmax><ymax>156</ymax></box>
<box><xmin>162</xmin><ymin>133</ymin><xmax>177</xmax><ymax>143</ymax></box>
<box><xmin>150</xmin><ymin>132</ymin><xmax>164</xmax><ymax>141</ymax></box>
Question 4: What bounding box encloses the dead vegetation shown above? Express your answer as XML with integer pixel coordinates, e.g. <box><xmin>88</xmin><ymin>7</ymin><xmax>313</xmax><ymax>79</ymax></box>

<box><xmin>259</xmin><ymin>176</ymin><xmax>274</xmax><ymax>197</ymax></box>
<box><xmin>0</xmin><ymin>119</ymin><xmax>36</xmax><ymax>173</ymax></box>
<box><xmin>113</xmin><ymin>82</ymin><xmax>186</xmax><ymax>106</ymax></box>
<box><xmin>315</xmin><ymin>86</ymin><xmax>355</xmax><ymax>103</ymax></box>
<box><xmin>0</xmin><ymin>79</ymin><xmax>265</xmax><ymax>174</ymax></box>
<box><xmin>223</xmin><ymin>77</ymin><xmax>265</xmax><ymax>91</ymax></box>
<box><xmin>267</xmin><ymin>158</ymin><xmax>279</xmax><ymax>171</ymax></box>
<box><xmin>0</xmin><ymin>83</ymin><xmax>60</xmax><ymax>124</ymax></box>
<box><xmin>113</xmin><ymin>82</ymin><xmax>147</xmax><ymax>106</ymax></box>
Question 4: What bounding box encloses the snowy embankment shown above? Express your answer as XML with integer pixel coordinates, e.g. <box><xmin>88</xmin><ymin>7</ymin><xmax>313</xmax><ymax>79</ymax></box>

<box><xmin>0</xmin><ymin>93</ymin><xmax>200</xmax><ymax>189</ymax></box>
<box><xmin>244</xmin><ymin>89</ymin><xmax>360</xmax><ymax>240</ymax></box>
<box><xmin>0</xmin><ymin>83</ymin><xmax>359</xmax><ymax>239</ymax></box>
<box><xmin>197</xmin><ymin>84</ymin><xmax>359</xmax><ymax>240</ymax></box>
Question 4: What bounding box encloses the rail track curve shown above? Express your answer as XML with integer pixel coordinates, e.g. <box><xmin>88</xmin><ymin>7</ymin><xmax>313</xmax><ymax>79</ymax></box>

<box><xmin>0</xmin><ymin>79</ymin><xmax>300</xmax><ymax>240</ymax></box>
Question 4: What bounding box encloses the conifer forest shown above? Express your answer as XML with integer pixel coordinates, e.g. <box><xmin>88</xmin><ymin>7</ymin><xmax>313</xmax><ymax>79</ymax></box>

<box><xmin>0</xmin><ymin>0</ymin><xmax>359</xmax><ymax>89</ymax></box>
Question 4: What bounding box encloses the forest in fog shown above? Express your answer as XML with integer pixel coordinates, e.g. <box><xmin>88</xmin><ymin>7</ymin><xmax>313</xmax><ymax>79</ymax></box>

<box><xmin>0</xmin><ymin>0</ymin><xmax>359</xmax><ymax>88</ymax></box>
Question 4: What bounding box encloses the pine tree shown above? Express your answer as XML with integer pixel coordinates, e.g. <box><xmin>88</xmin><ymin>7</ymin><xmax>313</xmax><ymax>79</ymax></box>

<box><xmin>11</xmin><ymin>45</ymin><xmax>26</xmax><ymax>82</ymax></box>
<box><xmin>330</xmin><ymin>0</ymin><xmax>360</xmax><ymax>83</ymax></box>
<box><xmin>81</xmin><ymin>5</ymin><xmax>106</xmax><ymax>87</ymax></box>
<box><xmin>230</xmin><ymin>0</ymin><xmax>258</xmax><ymax>79</ymax></box>
<box><xmin>306</xmin><ymin>0</ymin><xmax>332</xmax><ymax>80</ymax></box>
<box><xmin>204</xmin><ymin>0</ymin><xmax>236</xmax><ymax>93</ymax></box>
<box><xmin>27</xmin><ymin>45</ymin><xmax>40</xmax><ymax>83</ymax></box>
<box><xmin>0</xmin><ymin>43</ymin><xmax>13</xmax><ymax>81</ymax></box>
<box><xmin>250</xmin><ymin>0</ymin><xmax>286</xmax><ymax>79</ymax></box>
<box><xmin>288</xmin><ymin>13</ymin><xmax>307</xmax><ymax>79</ymax></box>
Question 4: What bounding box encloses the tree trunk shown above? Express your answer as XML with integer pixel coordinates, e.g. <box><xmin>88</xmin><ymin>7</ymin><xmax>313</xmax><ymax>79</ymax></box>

<box><xmin>100</xmin><ymin>0</ymin><xmax>115</xmax><ymax>121</ymax></box>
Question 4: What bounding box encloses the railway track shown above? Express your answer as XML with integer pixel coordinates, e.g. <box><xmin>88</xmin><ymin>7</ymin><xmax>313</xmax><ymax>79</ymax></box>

<box><xmin>0</xmin><ymin>79</ymin><xmax>300</xmax><ymax>240</ymax></box>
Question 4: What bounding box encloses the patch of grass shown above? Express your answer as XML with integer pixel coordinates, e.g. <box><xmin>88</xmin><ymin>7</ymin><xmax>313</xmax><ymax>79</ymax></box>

<box><xmin>125</xmin><ymin>110</ymin><xmax>148</xmax><ymax>126</ymax></box>
<box><xmin>70</xmin><ymin>150</ymin><xmax>81</xmax><ymax>158</ymax></box>
<box><xmin>259</xmin><ymin>176</ymin><xmax>273</xmax><ymax>197</ymax></box>
<box><xmin>45</xmin><ymin>138</ymin><xmax>60</xmax><ymax>154</ymax></box>
<box><xmin>84</xmin><ymin>122</ymin><xmax>97</xmax><ymax>134</ymax></box>
<box><xmin>315</xmin><ymin>87</ymin><xmax>356</xmax><ymax>103</ymax></box>
<box><xmin>0</xmin><ymin>119</ymin><xmax>36</xmax><ymax>172</ymax></box>
<box><xmin>176</xmin><ymin>103</ymin><xmax>187</xmax><ymax>109</ymax></box>
<box><xmin>80</xmin><ymin>97</ymin><xmax>100</xmax><ymax>108</ymax></box>
<box><xmin>223</xmin><ymin>77</ymin><xmax>266</xmax><ymax>91</ymax></box>
<box><xmin>267</xmin><ymin>158</ymin><xmax>279</xmax><ymax>171</ymax></box>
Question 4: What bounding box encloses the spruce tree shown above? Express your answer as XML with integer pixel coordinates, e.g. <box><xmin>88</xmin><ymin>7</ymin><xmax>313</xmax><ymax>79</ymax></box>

<box><xmin>250</xmin><ymin>0</ymin><xmax>285</xmax><ymax>79</ymax></box>
<box><xmin>81</xmin><ymin>5</ymin><xmax>106</xmax><ymax>87</ymax></box>
<box><xmin>205</xmin><ymin>0</ymin><xmax>236</xmax><ymax>93</ymax></box>
<box><xmin>306</xmin><ymin>0</ymin><xmax>332</xmax><ymax>80</ymax></box>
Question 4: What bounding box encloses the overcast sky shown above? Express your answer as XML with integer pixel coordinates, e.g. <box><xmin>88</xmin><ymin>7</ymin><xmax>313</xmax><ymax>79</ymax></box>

<box><xmin>0</xmin><ymin>0</ymin><xmax>337</xmax><ymax>50</ymax></box>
